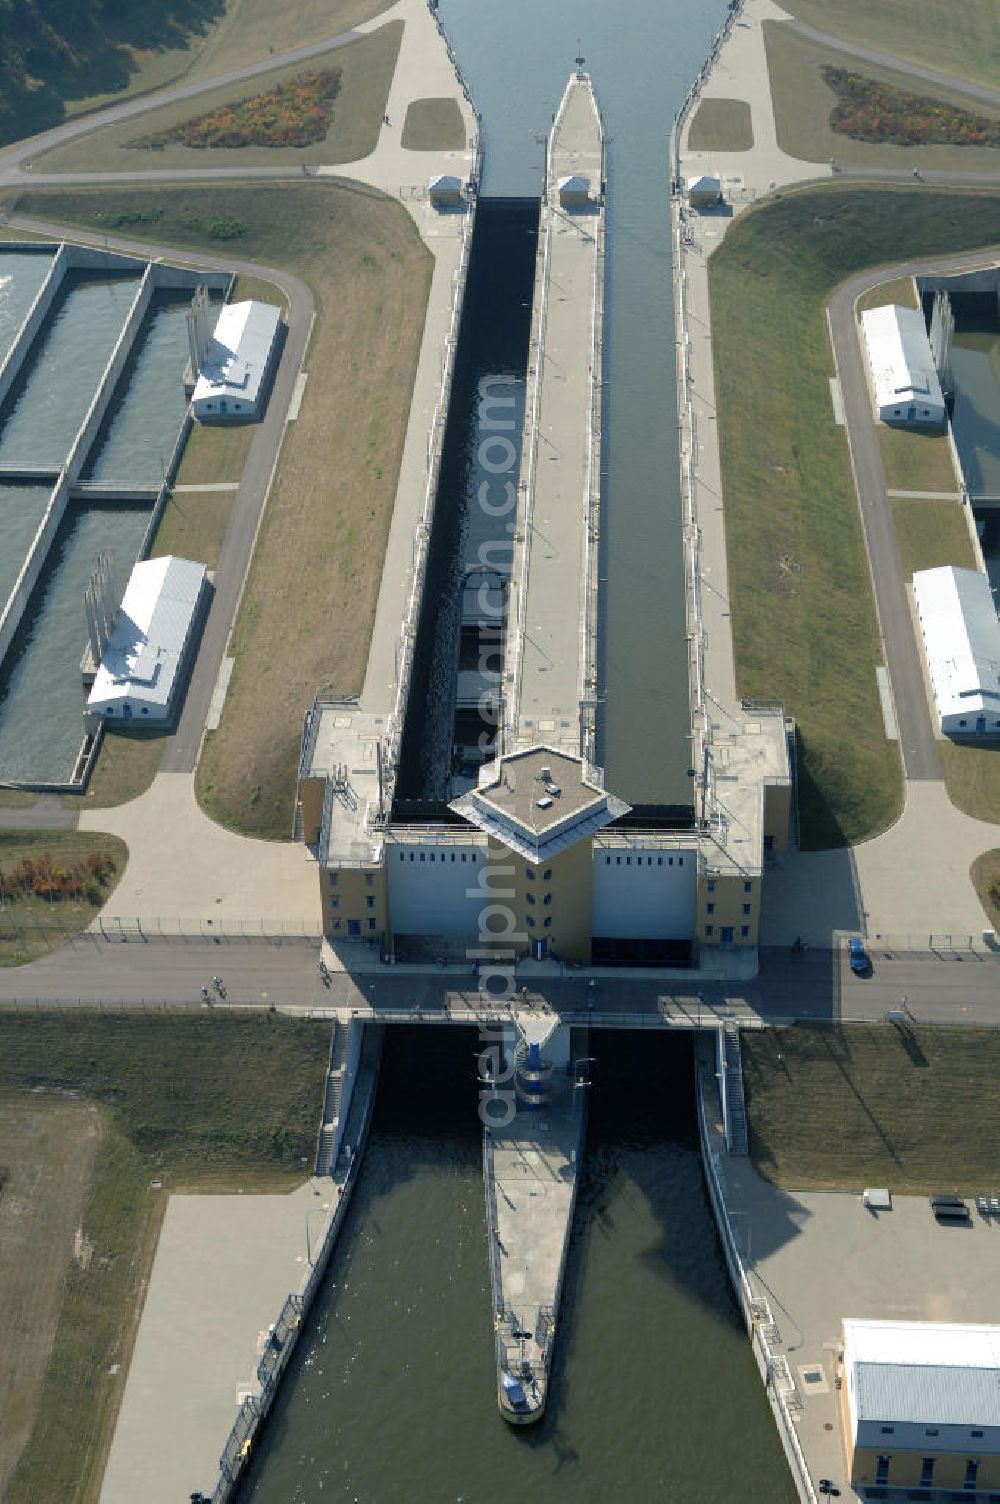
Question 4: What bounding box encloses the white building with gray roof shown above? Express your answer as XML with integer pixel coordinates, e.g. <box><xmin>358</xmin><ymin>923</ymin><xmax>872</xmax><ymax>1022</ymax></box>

<box><xmin>86</xmin><ymin>555</ymin><xmax>208</xmax><ymax>725</ymax></box>
<box><xmin>861</xmin><ymin>303</ymin><xmax>946</xmax><ymax>427</ymax></box>
<box><xmin>191</xmin><ymin>300</ymin><xmax>281</xmax><ymax>422</ymax></box>
<box><xmin>844</xmin><ymin>1318</ymin><xmax>1000</xmax><ymax>1494</ymax></box>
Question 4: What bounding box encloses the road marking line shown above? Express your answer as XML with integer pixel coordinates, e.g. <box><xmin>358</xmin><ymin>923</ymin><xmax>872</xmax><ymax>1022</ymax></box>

<box><xmin>829</xmin><ymin>375</ymin><xmax>845</xmax><ymax>426</ymax></box>
<box><xmin>206</xmin><ymin>656</ymin><xmax>235</xmax><ymax>733</ymax></box>
<box><xmin>287</xmin><ymin>371</ymin><xmax>308</xmax><ymax>421</ymax></box>
<box><xmin>875</xmin><ymin>665</ymin><xmax>898</xmax><ymax>741</ymax></box>
<box><xmin>886</xmin><ymin>489</ymin><xmax>962</xmax><ymax>500</ymax></box>
<box><xmin>172</xmin><ymin>482</ymin><xmax>240</xmax><ymax>493</ymax></box>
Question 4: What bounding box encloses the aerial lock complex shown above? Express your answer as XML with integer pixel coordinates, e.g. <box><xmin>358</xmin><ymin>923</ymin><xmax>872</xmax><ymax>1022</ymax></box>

<box><xmin>4</xmin><ymin>0</ymin><xmax>1000</xmax><ymax>1499</ymax></box>
<box><xmin>297</xmin><ymin>72</ymin><xmax>792</xmax><ymax>971</ymax></box>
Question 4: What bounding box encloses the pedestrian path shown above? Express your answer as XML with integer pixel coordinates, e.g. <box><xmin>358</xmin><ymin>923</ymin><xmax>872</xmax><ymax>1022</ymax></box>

<box><xmin>79</xmin><ymin>773</ymin><xmax>319</xmax><ymax>929</ymax></box>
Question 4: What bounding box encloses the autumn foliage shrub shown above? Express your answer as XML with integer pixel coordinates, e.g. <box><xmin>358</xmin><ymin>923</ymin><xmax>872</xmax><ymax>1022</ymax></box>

<box><xmin>823</xmin><ymin>66</ymin><xmax>1000</xmax><ymax>148</ymax></box>
<box><xmin>0</xmin><ymin>851</ymin><xmax>117</xmax><ymax>905</ymax></box>
<box><xmin>133</xmin><ymin>68</ymin><xmax>342</xmax><ymax>150</ymax></box>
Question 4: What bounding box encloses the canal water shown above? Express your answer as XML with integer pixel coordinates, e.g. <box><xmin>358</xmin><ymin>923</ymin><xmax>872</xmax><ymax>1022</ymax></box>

<box><xmin>950</xmin><ymin>329</ymin><xmax>1000</xmax><ymax>500</ymax></box>
<box><xmin>0</xmin><ymin>483</ymin><xmax>52</xmax><ymax>614</ymax></box>
<box><xmin>397</xmin><ymin>199</ymin><xmax>537</xmax><ymax>803</ymax></box>
<box><xmin>239</xmin><ymin>1028</ymin><xmax>796</xmax><ymax>1504</ymax></box>
<box><xmin>0</xmin><ymin>274</ymin><xmax>139</xmax><ymax>469</ymax></box>
<box><xmin>0</xmin><ymin>504</ymin><xmax>148</xmax><ymax>782</ymax></box>
<box><xmin>0</xmin><ymin>249</ymin><xmax>53</xmax><ymax>363</ymax></box>
<box><xmin>435</xmin><ymin>0</ymin><xmax>725</xmax><ymax>805</ymax></box>
<box><xmin>85</xmin><ymin>294</ymin><xmax>199</xmax><ymax>487</ymax></box>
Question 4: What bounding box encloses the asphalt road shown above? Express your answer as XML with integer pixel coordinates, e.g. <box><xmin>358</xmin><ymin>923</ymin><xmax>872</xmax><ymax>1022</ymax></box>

<box><xmin>0</xmin><ymin>23</ymin><xmax>366</xmax><ymax>183</ymax></box>
<box><xmin>787</xmin><ymin>19</ymin><xmax>1000</xmax><ymax>112</ymax></box>
<box><xmin>0</xmin><ymin>938</ymin><xmax>996</xmax><ymax>1026</ymax></box>
<box><xmin>826</xmin><ymin>276</ymin><xmax>941</xmax><ymax>780</ymax></box>
<box><xmin>826</xmin><ymin>244</ymin><xmax>1000</xmax><ymax>782</ymax></box>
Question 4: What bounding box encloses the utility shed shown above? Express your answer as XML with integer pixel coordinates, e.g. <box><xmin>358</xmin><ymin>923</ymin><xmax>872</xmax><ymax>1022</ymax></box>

<box><xmin>428</xmin><ymin>174</ymin><xmax>463</xmax><ymax>208</ymax></box>
<box><xmin>913</xmin><ymin>565</ymin><xmax>1000</xmax><ymax>736</ymax></box>
<box><xmin>843</xmin><ymin>1319</ymin><xmax>1000</xmax><ymax>1494</ymax></box>
<box><xmin>686</xmin><ymin>173</ymin><xmax>722</xmax><ymax>208</ymax></box>
<box><xmin>860</xmin><ymin>304</ymin><xmax>946</xmax><ymax>427</ymax></box>
<box><xmin>191</xmin><ymin>300</ymin><xmax>281</xmax><ymax>422</ymax></box>
<box><xmin>557</xmin><ymin>173</ymin><xmax>592</xmax><ymax>209</ymax></box>
<box><xmin>87</xmin><ymin>556</ymin><xmax>208</xmax><ymax>725</ymax></box>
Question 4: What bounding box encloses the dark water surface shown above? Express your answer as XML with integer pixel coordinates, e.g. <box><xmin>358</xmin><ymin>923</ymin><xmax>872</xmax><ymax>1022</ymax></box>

<box><xmin>239</xmin><ymin>1029</ymin><xmax>796</xmax><ymax>1504</ymax></box>
<box><xmin>433</xmin><ymin>0</ymin><xmax>725</xmax><ymax>803</ymax></box>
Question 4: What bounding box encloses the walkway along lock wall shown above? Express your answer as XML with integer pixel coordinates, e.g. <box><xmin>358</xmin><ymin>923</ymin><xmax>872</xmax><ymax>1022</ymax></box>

<box><xmin>208</xmin><ymin>1023</ymin><xmax>383</xmax><ymax>1504</ymax></box>
<box><xmin>695</xmin><ymin>1033</ymin><xmax>818</xmax><ymax>1504</ymax></box>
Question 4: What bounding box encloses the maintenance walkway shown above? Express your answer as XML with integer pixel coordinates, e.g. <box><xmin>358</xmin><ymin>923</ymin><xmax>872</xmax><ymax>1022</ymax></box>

<box><xmin>505</xmin><ymin>71</ymin><xmax>604</xmax><ymax>759</ymax></box>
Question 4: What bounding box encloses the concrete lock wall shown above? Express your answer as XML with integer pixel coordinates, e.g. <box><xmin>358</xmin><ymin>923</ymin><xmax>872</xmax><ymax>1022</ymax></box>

<box><xmin>0</xmin><ymin>267</ymin><xmax>156</xmax><ymax>674</ymax></box>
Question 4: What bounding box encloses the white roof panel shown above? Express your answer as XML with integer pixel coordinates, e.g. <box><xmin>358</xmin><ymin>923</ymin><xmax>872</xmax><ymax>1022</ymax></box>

<box><xmin>861</xmin><ymin>304</ymin><xmax>945</xmax><ymax>415</ymax></box>
<box><xmin>913</xmin><ymin>565</ymin><xmax>1000</xmax><ymax>720</ymax></box>
<box><xmin>191</xmin><ymin>300</ymin><xmax>281</xmax><ymax>408</ymax></box>
<box><xmin>87</xmin><ymin>556</ymin><xmax>207</xmax><ymax>715</ymax></box>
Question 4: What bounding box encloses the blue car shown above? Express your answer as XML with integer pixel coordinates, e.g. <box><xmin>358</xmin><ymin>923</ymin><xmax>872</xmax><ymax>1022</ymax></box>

<box><xmin>848</xmin><ymin>936</ymin><xmax>871</xmax><ymax>976</ymax></box>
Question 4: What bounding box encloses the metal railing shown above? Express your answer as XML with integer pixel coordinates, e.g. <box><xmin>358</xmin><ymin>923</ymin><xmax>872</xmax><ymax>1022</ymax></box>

<box><xmin>696</xmin><ymin>1064</ymin><xmax>819</xmax><ymax>1504</ymax></box>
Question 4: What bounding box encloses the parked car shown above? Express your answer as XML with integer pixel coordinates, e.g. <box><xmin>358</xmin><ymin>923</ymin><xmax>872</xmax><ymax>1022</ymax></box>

<box><xmin>848</xmin><ymin>936</ymin><xmax>871</xmax><ymax>976</ymax></box>
<box><xmin>930</xmin><ymin>1195</ymin><xmax>970</xmax><ymax>1224</ymax></box>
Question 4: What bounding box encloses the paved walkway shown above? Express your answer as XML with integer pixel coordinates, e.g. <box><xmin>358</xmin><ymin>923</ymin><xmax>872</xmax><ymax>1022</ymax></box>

<box><xmin>100</xmin><ymin>1178</ymin><xmax>332</xmax><ymax>1504</ymax></box>
<box><xmin>701</xmin><ymin>1052</ymin><xmax>1000</xmax><ymax>1501</ymax></box>
<box><xmin>79</xmin><ymin>773</ymin><xmax>319</xmax><ymax>929</ymax></box>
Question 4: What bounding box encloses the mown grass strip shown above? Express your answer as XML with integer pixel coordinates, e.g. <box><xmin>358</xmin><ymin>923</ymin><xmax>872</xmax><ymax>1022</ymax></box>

<box><xmin>744</xmin><ymin>1023</ymin><xmax>1000</xmax><ymax>1192</ymax></box>
<box><xmin>709</xmin><ymin>184</ymin><xmax>1000</xmax><ymax>847</ymax></box>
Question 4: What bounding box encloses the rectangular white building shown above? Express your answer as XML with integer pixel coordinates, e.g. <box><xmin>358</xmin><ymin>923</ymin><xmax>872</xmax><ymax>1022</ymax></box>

<box><xmin>861</xmin><ymin>303</ymin><xmax>946</xmax><ymax>427</ymax></box>
<box><xmin>87</xmin><ymin>555</ymin><xmax>208</xmax><ymax>725</ymax></box>
<box><xmin>844</xmin><ymin>1319</ymin><xmax>1000</xmax><ymax>1493</ymax></box>
<box><xmin>191</xmin><ymin>300</ymin><xmax>281</xmax><ymax>422</ymax></box>
<box><xmin>913</xmin><ymin>565</ymin><xmax>1000</xmax><ymax>736</ymax></box>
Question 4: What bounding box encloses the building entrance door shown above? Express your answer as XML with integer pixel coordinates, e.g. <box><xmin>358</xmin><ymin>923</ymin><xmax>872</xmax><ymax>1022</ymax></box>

<box><xmin>720</xmin><ymin>926</ymin><xmax>734</xmax><ymax>949</ymax></box>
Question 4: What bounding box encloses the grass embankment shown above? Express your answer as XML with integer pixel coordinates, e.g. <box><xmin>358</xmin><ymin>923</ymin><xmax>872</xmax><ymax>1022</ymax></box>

<box><xmin>744</xmin><ymin>1024</ymin><xmax>1000</xmax><ymax>1192</ymax></box>
<box><xmin>891</xmin><ymin>498</ymin><xmax>977</xmax><ymax>579</ymax></box>
<box><xmin>879</xmin><ymin>425</ymin><xmax>959</xmax><ymax>494</ymax></box>
<box><xmin>971</xmin><ymin>849</ymin><xmax>1000</xmax><ymax>929</ymax></box>
<box><xmin>687</xmin><ymin>98</ymin><xmax>753</xmax><ymax>152</ymax></box>
<box><xmin>941</xmin><ymin>742</ymin><xmax>1000</xmax><ymax>823</ymax></box>
<box><xmin>14</xmin><ymin>181</ymin><xmax>433</xmax><ymax>838</ymax></box>
<box><xmin>0</xmin><ymin>1097</ymin><xmax>102</xmax><ymax>1497</ymax></box>
<box><xmin>33</xmin><ymin>23</ymin><xmax>402</xmax><ymax>173</ymax></box>
<box><xmin>0</xmin><ymin>832</ymin><xmax>127</xmax><ymax>965</ymax></box>
<box><xmin>0</xmin><ymin>1011</ymin><xmax>329</xmax><ymax>1504</ymax></box>
<box><xmin>710</xmin><ymin>184</ymin><xmax>1000</xmax><ymax>847</ymax></box>
<box><xmin>764</xmin><ymin>22</ymin><xmax>1000</xmax><ymax>173</ymax></box>
<box><xmin>777</xmin><ymin>0</ymin><xmax>1000</xmax><ymax>92</ymax></box>
<box><xmin>401</xmin><ymin>97</ymin><xmax>467</xmax><ymax>150</ymax></box>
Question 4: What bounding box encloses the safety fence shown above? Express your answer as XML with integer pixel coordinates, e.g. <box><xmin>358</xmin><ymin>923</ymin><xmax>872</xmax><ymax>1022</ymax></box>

<box><xmin>93</xmin><ymin>915</ymin><xmax>324</xmax><ymax>940</ymax></box>
<box><xmin>696</xmin><ymin>1052</ymin><xmax>819</xmax><ymax>1504</ymax></box>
